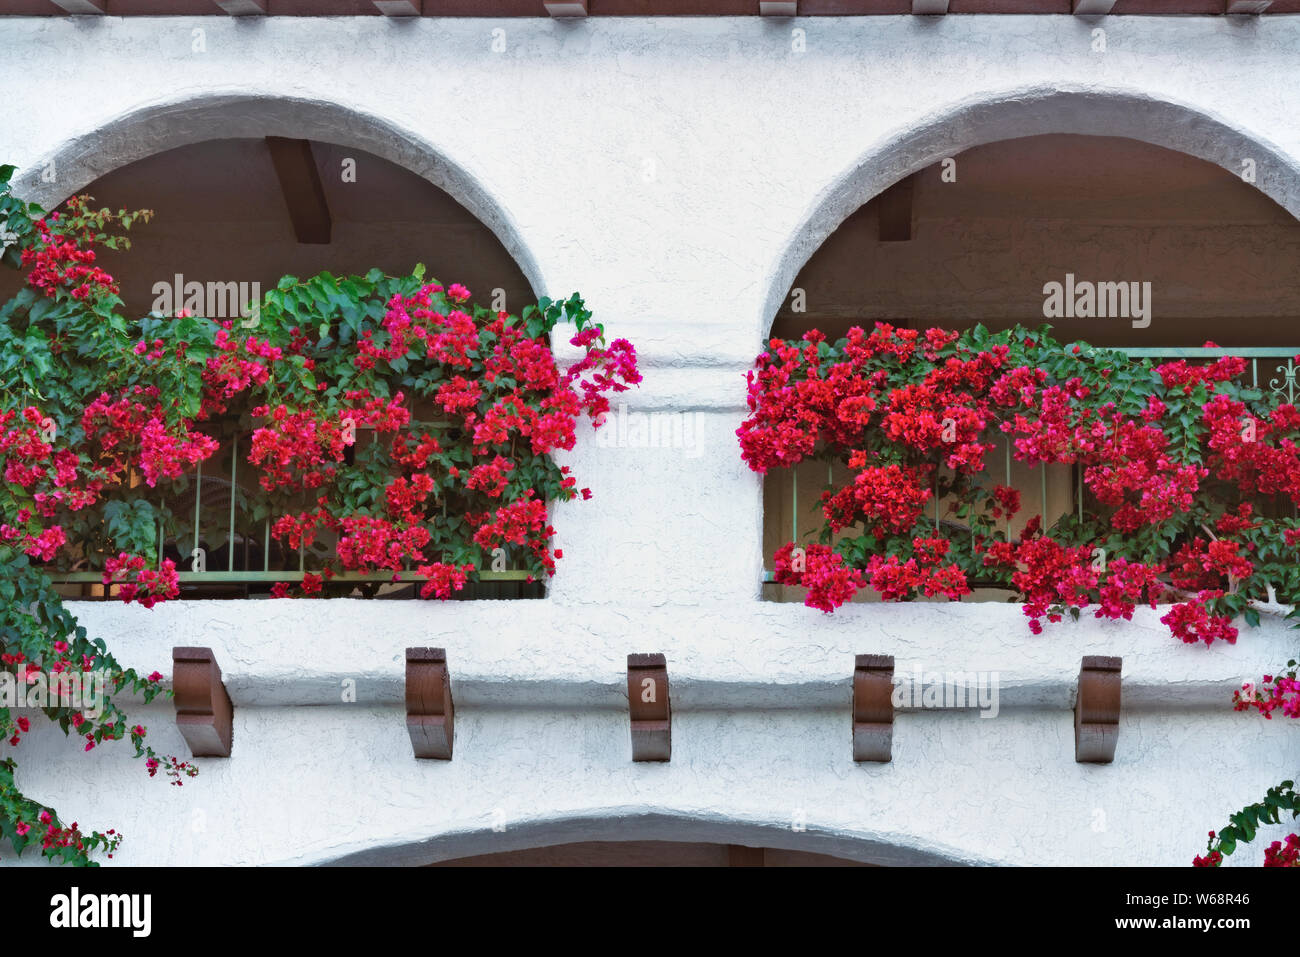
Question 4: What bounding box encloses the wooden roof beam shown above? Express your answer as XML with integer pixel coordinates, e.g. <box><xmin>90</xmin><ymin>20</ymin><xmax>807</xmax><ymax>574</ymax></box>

<box><xmin>374</xmin><ymin>0</ymin><xmax>422</xmax><ymax>13</ymax></box>
<box><xmin>265</xmin><ymin>136</ymin><xmax>332</xmax><ymax>245</ymax></box>
<box><xmin>544</xmin><ymin>1</ymin><xmax>588</xmax><ymax>15</ymax></box>
<box><xmin>214</xmin><ymin>0</ymin><xmax>269</xmax><ymax>13</ymax></box>
<box><xmin>49</xmin><ymin>0</ymin><xmax>106</xmax><ymax>12</ymax></box>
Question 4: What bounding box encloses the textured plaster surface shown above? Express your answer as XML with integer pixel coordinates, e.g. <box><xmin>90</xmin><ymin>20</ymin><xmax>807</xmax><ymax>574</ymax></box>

<box><xmin>4</xmin><ymin>702</ymin><xmax>1294</xmax><ymax>867</ymax></box>
<box><xmin>1</xmin><ymin>15</ymin><xmax>1298</xmax><ymax>864</ymax></box>
<box><xmin>0</xmin><ymin>597</ymin><xmax>1283</xmax><ymax>866</ymax></box>
<box><xmin>62</xmin><ymin>599</ymin><xmax>1300</xmax><ymax>711</ymax></box>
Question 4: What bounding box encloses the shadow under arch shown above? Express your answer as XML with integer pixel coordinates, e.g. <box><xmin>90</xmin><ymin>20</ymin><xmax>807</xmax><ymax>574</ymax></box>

<box><xmin>15</xmin><ymin>91</ymin><xmax>546</xmax><ymax>299</ymax></box>
<box><xmin>761</xmin><ymin>85</ymin><xmax>1300</xmax><ymax>341</ymax></box>
<box><xmin>317</xmin><ymin>809</ymin><xmax>982</xmax><ymax>867</ymax></box>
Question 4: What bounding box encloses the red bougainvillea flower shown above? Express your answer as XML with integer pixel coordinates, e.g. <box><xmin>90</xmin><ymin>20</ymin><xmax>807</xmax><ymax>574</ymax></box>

<box><xmin>1263</xmin><ymin>833</ymin><xmax>1300</xmax><ymax>866</ymax></box>
<box><xmin>739</xmin><ymin>320</ymin><xmax>1299</xmax><ymax>668</ymax></box>
<box><xmin>772</xmin><ymin>542</ymin><xmax>865</xmax><ymax>613</ymax></box>
<box><xmin>416</xmin><ymin>562</ymin><xmax>476</xmax><ymax>600</ymax></box>
<box><xmin>1161</xmin><ymin>591</ymin><xmax>1238</xmax><ymax>647</ymax></box>
<box><xmin>4</xmin><ymin>196</ymin><xmax>635</xmax><ymax>859</ymax></box>
<box><xmin>102</xmin><ymin>553</ymin><xmax>179</xmax><ymax>608</ymax></box>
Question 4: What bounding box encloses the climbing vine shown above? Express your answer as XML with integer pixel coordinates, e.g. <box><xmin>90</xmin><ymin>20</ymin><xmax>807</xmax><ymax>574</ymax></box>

<box><xmin>0</xmin><ymin>163</ymin><xmax>639</xmax><ymax>863</ymax></box>
<box><xmin>741</xmin><ymin>322</ymin><xmax>1300</xmax><ymax>865</ymax></box>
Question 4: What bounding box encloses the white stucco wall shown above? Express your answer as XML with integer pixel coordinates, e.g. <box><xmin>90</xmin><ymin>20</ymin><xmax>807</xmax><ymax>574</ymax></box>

<box><xmin>1</xmin><ymin>14</ymin><xmax>1299</xmax><ymax>865</ymax></box>
<box><xmin>2</xmin><ymin>594</ymin><xmax>1294</xmax><ymax>867</ymax></box>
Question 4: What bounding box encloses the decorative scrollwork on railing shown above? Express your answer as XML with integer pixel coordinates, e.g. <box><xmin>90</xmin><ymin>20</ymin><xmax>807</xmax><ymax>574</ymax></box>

<box><xmin>1268</xmin><ymin>358</ymin><xmax>1298</xmax><ymax>406</ymax></box>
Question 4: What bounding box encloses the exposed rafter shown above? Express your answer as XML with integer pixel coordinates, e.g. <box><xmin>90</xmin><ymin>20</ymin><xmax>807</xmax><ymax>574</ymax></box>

<box><xmin>20</xmin><ymin>0</ymin><xmax>1294</xmax><ymax>15</ymax></box>
<box><xmin>544</xmin><ymin>0</ymin><xmax>588</xmax><ymax>15</ymax></box>
<box><xmin>877</xmin><ymin>174</ymin><xmax>915</xmax><ymax>242</ymax></box>
<box><xmin>49</xmin><ymin>0</ymin><xmax>106</xmax><ymax>12</ymax></box>
<box><xmin>265</xmin><ymin>137</ymin><xmax>333</xmax><ymax>246</ymax></box>
<box><xmin>214</xmin><ymin>0</ymin><xmax>269</xmax><ymax>13</ymax></box>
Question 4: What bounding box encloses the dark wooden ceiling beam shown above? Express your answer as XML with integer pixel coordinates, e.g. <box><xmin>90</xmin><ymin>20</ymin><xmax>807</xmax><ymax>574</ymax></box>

<box><xmin>544</xmin><ymin>0</ymin><xmax>588</xmax><ymax>14</ymax></box>
<box><xmin>21</xmin><ymin>0</ymin><xmax>1290</xmax><ymax>12</ymax></box>
<box><xmin>214</xmin><ymin>0</ymin><xmax>268</xmax><ymax>12</ymax></box>
<box><xmin>49</xmin><ymin>0</ymin><xmax>106</xmax><ymax>12</ymax></box>
<box><xmin>877</xmin><ymin>174</ymin><xmax>915</xmax><ymax>243</ymax></box>
<box><xmin>265</xmin><ymin>136</ymin><xmax>332</xmax><ymax>245</ymax></box>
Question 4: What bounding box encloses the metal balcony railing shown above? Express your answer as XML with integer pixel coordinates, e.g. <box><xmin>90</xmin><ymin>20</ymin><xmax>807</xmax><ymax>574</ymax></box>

<box><xmin>46</xmin><ymin>421</ymin><xmax>541</xmax><ymax>600</ymax></box>
<box><xmin>761</xmin><ymin>346</ymin><xmax>1300</xmax><ymax>585</ymax></box>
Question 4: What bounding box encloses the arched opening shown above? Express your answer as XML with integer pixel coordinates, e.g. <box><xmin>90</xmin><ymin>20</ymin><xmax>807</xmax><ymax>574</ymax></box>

<box><xmin>5</xmin><ymin>97</ymin><xmax>553</xmax><ymax>601</ymax></box>
<box><xmin>429</xmin><ymin>841</ymin><xmax>875</xmax><ymax>867</ymax></box>
<box><xmin>760</xmin><ymin>126</ymin><xmax>1300</xmax><ymax>602</ymax></box>
<box><xmin>760</xmin><ymin>87</ymin><xmax>1300</xmax><ymax>341</ymax></box>
<box><xmin>318</xmin><ymin>811</ymin><xmax>972</xmax><ymax>866</ymax></box>
<box><xmin>771</xmin><ymin>133</ymin><xmax>1300</xmax><ymax>347</ymax></box>
<box><xmin>2</xmin><ymin>137</ymin><xmax>534</xmax><ymax>325</ymax></box>
<box><xmin>12</xmin><ymin>93</ymin><xmax>545</xmax><ymax>297</ymax></box>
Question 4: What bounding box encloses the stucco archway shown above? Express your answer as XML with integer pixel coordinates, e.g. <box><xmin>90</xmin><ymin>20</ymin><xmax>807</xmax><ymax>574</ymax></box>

<box><xmin>12</xmin><ymin>91</ymin><xmax>547</xmax><ymax>301</ymax></box>
<box><xmin>317</xmin><ymin>810</ymin><xmax>982</xmax><ymax>867</ymax></box>
<box><xmin>761</xmin><ymin>85</ymin><xmax>1300</xmax><ymax>339</ymax></box>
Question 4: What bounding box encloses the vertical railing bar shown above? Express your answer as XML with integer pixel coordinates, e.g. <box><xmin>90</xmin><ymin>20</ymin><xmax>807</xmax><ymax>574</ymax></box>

<box><xmin>1005</xmin><ymin>433</ymin><xmax>1011</xmax><ymax>539</ymax></box>
<box><xmin>792</xmin><ymin>467</ymin><xmax>798</xmax><ymax>544</ymax></box>
<box><xmin>193</xmin><ymin>459</ymin><xmax>201</xmax><ymax>556</ymax></box>
<box><xmin>264</xmin><ymin>517</ymin><xmax>270</xmax><ymax>573</ymax></box>
<box><xmin>300</xmin><ymin>484</ymin><xmax>307</xmax><ymax>573</ymax></box>
<box><xmin>1252</xmin><ymin>359</ymin><xmax>1258</xmax><ymax>390</ymax></box>
<box><xmin>1077</xmin><ymin>465</ymin><xmax>1083</xmax><ymax>523</ymax></box>
<box><xmin>1041</xmin><ymin>464</ymin><xmax>1048</xmax><ymax>526</ymax></box>
<box><xmin>158</xmin><ymin>509</ymin><xmax>164</xmax><ymax>571</ymax></box>
<box><xmin>229</xmin><ymin>434</ymin><xmax>237</xmax><ymax>572</ymax></box>
<box><xmin>827</xmin><ymin>463</ymin><xmax>833</xmax><ymax>548</ymax></box>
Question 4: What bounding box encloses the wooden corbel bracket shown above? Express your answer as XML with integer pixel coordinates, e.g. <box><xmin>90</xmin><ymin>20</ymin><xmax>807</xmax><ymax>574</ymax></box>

<box><xmin>173</xmin><ymin>646</ymin><xmax>233</xmax><ymax>758</ymax></box>
<box><xmin>853</xmin><ymin>654</ymin><xmax>894</xmax><ymax>763</ymax></box>
<box><xmin>1076</xmin><ymin>655</ymin><xmax>1122</xmax><ymax>763</ymax></box>
<box><xmin>628</xmin><ymin>653</ymin><xmax>671</xmax><ymax>762</ymax></box>
<box><xmin>407</xmin><ymin>647</ymin><xmax>454</xmax><ymax>760</ymax></box>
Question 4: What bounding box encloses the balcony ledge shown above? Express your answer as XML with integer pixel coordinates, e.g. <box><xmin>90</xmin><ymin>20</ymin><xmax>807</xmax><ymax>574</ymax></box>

<box><xmin>66</xmin><ymin>597</ymin><xmax>1293</xmax><ymax>712</ymax></box>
